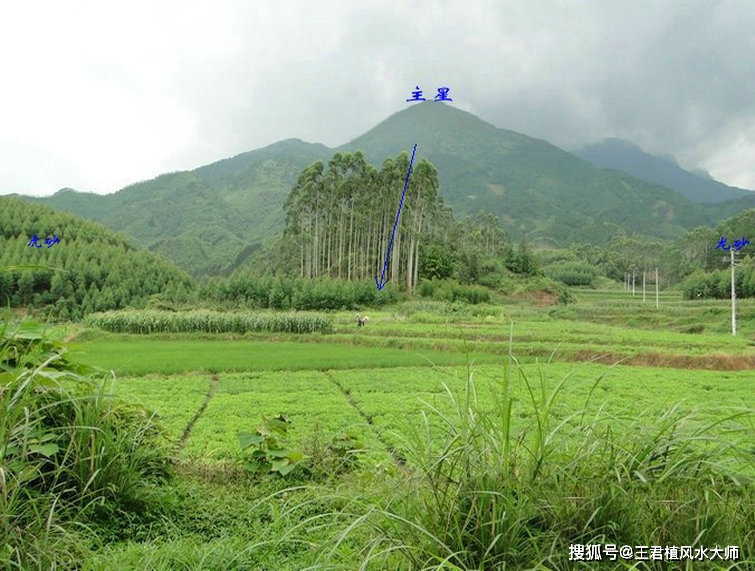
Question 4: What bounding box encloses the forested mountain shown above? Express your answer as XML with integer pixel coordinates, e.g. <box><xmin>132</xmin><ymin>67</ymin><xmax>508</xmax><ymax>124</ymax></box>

<box><xmin>20</xmin><ymin>104</ymin><xmax>755</xmax><ymax>277</ymax></box>
<box><xmin>574</xmin><ymin>138</ymin><xmax>753</xmax><ymax>203</ymax></box>
<box><xmin>0</xmin><ymin>197</ymin><xmax>194</xmax><ymax>319</ymax></box>
<box><xmin>27</xmin><ymin>139</ymin><xmax>333</xmax><ymax>276</ymax></box>
<box><xmin>337</xmin><ymin>104</ymin><xmax>755</xmax><ymax>246</ymax></box>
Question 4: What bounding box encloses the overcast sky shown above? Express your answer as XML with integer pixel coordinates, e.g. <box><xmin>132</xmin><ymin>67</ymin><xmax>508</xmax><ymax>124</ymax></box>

<box><xmin>2</xmin><ymin>0</ymin><xmax>754</xmax><ymax>197</ymax></box>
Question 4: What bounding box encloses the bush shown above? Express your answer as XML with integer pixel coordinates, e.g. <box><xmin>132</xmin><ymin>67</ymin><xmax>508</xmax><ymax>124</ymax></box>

<box><xmin>418</xmin><ymin>279</ymin><xmax>491</xmax><ymax>305</ymax></box>
<box><xmin>680</xmin><ymin>266</ymin><xmax>755</xmax><ymax>300</ymax></box>
<box><xmin>238</xmin><ymin>415</ymin><xmax>306</xmax><ymax>477</ymax></box>
<box><xmin>0</xmin><ymin>311</ymin><xmax>173</xmax><ymax>567</ymax></box>
<box><xmin>544</xmin><ymin>261</ymin><xmax>598</xmax><ymax>286</ymax></box>
<box><xmin>555</xmin><ymin>283</ymin><xmax>574</xmax><ymax>305</ymax></box>
<box><xmin>201</xmin><ymin>275</ymin><xmax>403</xmax><ymax>311</ymax></box>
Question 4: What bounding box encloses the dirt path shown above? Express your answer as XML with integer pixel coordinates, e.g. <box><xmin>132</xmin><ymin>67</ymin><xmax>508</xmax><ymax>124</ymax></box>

<box><xmin>176</xmin><ymin>373</ymin><xmax>219</xmax><ymax>452</ymax></box>
<box><xmin>322</xmin><ymin>370</ymin><xmax>407</xmax><ymax>468</ymax></box>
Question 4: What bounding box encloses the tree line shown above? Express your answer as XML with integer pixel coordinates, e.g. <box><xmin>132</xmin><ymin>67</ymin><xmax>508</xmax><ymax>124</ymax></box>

<box><xmin>5</xmin><ymin>182</ymin><xmax>754</xmax><ymax>323</ymax></box>
<box><xmin>538</xmin><ymin>208</ymin><xmax>755</xmax><ymax>294</ymax></box>
<box><xmin>280</xmin><ymin>150</ymin><xmax>443</xmax><ymax>291</ymax></box>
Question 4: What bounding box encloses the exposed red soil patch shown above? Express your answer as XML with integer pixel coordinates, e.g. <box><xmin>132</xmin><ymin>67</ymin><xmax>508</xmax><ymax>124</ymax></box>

<box><xmin>513</xmin><ymin>291</ymin><xmax>557</xmax><ymax>307</ymax></box>
<box><xmin>569</xmin><ymin>350</ymin><xmax>755</xmax><ymax>371</ymax></box>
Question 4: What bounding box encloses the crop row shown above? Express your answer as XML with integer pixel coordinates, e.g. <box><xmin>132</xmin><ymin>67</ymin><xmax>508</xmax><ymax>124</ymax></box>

<box><xmin>85</xmin><ymin>309</ymin><xmax>334</xmax><ymax>334</ymax></box>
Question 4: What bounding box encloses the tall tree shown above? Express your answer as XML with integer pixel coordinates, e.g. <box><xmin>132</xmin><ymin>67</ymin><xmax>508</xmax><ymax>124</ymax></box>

<box><xmin>281</xmin><ymin>151</ymin><xmax>442</xmax><ymax>290</ymax></box>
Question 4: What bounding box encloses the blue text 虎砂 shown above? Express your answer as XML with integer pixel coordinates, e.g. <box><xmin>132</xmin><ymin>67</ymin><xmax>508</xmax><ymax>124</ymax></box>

<box><xmin>28</xmin><ymin>234</ymin><xmax>61</xmax><ymax>248</ymax></box>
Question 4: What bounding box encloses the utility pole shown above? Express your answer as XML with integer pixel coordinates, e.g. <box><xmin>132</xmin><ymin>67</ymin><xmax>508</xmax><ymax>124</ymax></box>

<box><xmin>716</xmin><ymin>235</ymin><xmax>748</xmax><ymax>336</ymax></box>
<box><xmin>632</xmin><ymin>269</ymin><xmax>635</xmax><ymax>296</ymax></box>
<box><xmin>655</xmin><ymin>268</ymin><xmax>659</xmax><ymax>310</ymax></box>
<box><xmin>642</xmin><ymin>270</ymin><xmax>646</xmax><ymax>303</ymax></box>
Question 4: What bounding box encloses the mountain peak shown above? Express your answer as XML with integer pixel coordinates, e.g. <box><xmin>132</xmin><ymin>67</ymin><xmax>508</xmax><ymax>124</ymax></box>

<box><xmin>338</xmin><ymin>103</ymin><xmax>542</xmax><ymax>166</ymax></box>
<box><xmin>24</xmin><ymin>104</ymin><xmax>755</xmax><ymax>277</ymax></box>
<box><xmin>53</xmin><ymin>187</ymin><xmax>80</xmax><ymax>195</ymax></box>
<box><xmin>361</xmin><ymin>102</ymin><xmax>499</xmax><ymax>136</ymax></box>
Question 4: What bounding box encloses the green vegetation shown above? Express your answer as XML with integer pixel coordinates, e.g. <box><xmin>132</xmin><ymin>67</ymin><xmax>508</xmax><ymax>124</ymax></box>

<box><xmin>0</xmin><ymin>197</ymin><xmax>194</xmax><ymax>319</ymax></box>
<box><xmin>279</xmin><ymin>150</ymin><xmax>441</xmax><ymax>290</ymax></box>
<box><xmin>67</xmin><ymin>293</ymin><xmax>755</xmax><ymax>380</ymax></box>
<box><xmin>23</xmin><ymin>105</ymin><xmax>755</xmax><ymax>278</ymax></box>
<box><xmin>538</xmin><ymin>208</ymin><xmax>755</xmax><ymax>300</ymax></box>
<box><xmin>417</xmin><ymin>279</ymin><xmax>492</xmax><ymax>303</ymax></box>
<box><xmin>6</xmin><ymin>160</ymin><xmax>755</xmax><ymax>339</ymax></box>
<box><xmin>4</xmin><ymin>286</ymin><xmax>755</xmax><ymax>568</ymax></box>
<box><xmin>27</xmin><ymin>140</ymin><xmax>334</xmax><ymax>276</ymax></box>
<box><xmin>199</xmin><ymin>274</ymin><xmax>403</xmax><ymax>310</ymax></box>
<box><xmin>544</xmin><ymin>261</ymin><xmax>598</xmax><ymax>286</ymax></box>
<box><xmin>338</xmin><ymin>104</ymin><xmax>755</xmax><ymax>246</ymax></box>
<box><xmin>85</xmin><ymin>309</ymin><xmax>334</xmax><ymax>335</ymax></box>
<box><xmin>681</xmin><ymin>267</ymin><xmax>755</xmax><ymax>300</ymax></box>
<box><xmin>67</xmin><ymin>336</ymin><xmax>506</xmax><ymax>376</ymax></box>
<box><xmin>0</xmin><ymin>311</ymin><xmax>173</xmax><ymax>569</ymax></box>
<box><xmin>237</xmin><ymin>415</ymin><xmax>307</xmax><ymax>476</ymax></box>
<box><xmin>312</xmin><ymin>366</ymin><xmax>753</xmax><ymax>569</ymax></box>
<box><xmin>76</xmin><ymin>360</ymin><xmax>754</xmax><ymax>569</ymax></box>
<box><xmin>4</xmin><ymin>103</ymin><xmax>755</xmax><ymax>568</ymax></box>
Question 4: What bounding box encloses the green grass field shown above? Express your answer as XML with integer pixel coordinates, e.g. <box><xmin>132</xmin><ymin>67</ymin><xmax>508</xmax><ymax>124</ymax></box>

<box><xmin>56</xmin><ymin>293</ymin><xmax>755</xmax><ymax>568</ymax></box>
<box><xmin>118</xmin><ymin>364</ymin><xmax>754</xmax><ymax>469</ymax></box>
<box><xmin>69</xmin><ymin>296</ymin><xmax>755</xmax><ymax>376</ymax></box>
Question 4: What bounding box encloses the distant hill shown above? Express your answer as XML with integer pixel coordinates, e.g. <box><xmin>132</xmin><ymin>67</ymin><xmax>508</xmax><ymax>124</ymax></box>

<box><xmin>337</xmin><ymin>104</ymin><xmax>755</xmax><ymax>245</ymax></box>
<box><xmin>0</xmin><ymin>196</ymin><xmax>194</xmax><ymax>319</ymax></box>
<box><xmin>27</xmin><ymin>139</ymin><xmax>333</xmax><ymax>276</ymax></box>
<box><xmin>19</xmin><ymin>105</ymin><xmax>755</xmax><ymax>276</ymax></box>
<box><xmin>574</xmin><ymin>138</ymin><xmax>753</xmax><ymax>203</ymax></box>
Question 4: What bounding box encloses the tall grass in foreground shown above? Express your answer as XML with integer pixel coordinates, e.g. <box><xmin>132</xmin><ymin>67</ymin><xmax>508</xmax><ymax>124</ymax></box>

<box><xmin>284</xmin><ymin>357</ymin><xmax>754</xmax><ymax>569</ymax></box>
<box><xmin>85</xmin><ymin>309</ymin><xmax>334</xmax><ymax>335</ymax></box>
<box><xmin>0</xmin><ymin>312</ymin><xmax>173</xmax><ymax>569</ymax></box>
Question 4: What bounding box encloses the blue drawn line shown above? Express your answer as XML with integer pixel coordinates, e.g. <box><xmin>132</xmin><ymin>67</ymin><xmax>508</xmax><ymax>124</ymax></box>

<box><xmin>376</xmin><ymin>143</ymin><xmax>418</xmax><ymax>290</ymax></box>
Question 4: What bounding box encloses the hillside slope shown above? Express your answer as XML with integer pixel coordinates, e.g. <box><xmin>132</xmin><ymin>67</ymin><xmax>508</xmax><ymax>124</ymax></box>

<box><xmin>0</xmin><ymin>196</ymin><xmax>194</xmax><ymax>318</ymax></box>
<box><xmin>574</xmin><ymin>138</ymin><xmax>753</xmax><ymax>203</ymax></box>
<box><xmin>338</xmin><ymin>103</ymin><xmax>755</xmax><ymax>245</ymax></box>
<box><xmin>23</xmin><ymin>105</ymin><xmax>755</xmax><ymax>274</ymax></box>
<box><xmin>29</xmin><ymin>139</ymin><xmax>333</xmax><ymax>275</ymax></box>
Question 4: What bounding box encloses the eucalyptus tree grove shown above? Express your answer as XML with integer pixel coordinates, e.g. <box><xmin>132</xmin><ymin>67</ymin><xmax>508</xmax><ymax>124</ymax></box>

<box><xmin>282</xmin><ymin>151</ymin><xmax>442</xmax><ymax>291</ymax></box>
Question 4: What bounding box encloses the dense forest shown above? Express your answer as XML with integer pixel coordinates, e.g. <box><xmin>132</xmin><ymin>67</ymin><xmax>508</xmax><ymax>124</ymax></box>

<box><xmin>0</xmin><ymin>197</ymin><xmax>193</xmax><ymax>319</ymax></box>
<box><xmin>279</xmin><ymin>150</ymin><xmax>442</xmax><ymax>291</ymax></box>
<box><xmin>3</xmin><ymin>181</ymin><xmax>755</xmax><ymax>321</ymax></box>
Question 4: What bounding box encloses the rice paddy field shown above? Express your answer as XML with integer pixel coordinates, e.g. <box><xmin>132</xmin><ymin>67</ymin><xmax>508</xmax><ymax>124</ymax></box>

<box><xmin>64</xmin><ymin>292</ymin><xmax>755</xmax><ymax>569</ymax></box>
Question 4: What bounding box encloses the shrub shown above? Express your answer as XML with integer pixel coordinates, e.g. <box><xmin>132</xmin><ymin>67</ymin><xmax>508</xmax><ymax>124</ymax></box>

<box><xmin>201</xmin><ymin>276</ymin><xmax>403</xmax><ymax>311</ymax></box>
<box><xmin>555</xmin><ymin>283</ymin><xmax>574</xmax><ymax>305</ymax></box>
<box><xmin>418</xmin><ymin>279</ymin><xmax>491</xmax><ymax>305</ymax></box>
<box><xmin>680</xmin><ymin>267</ymin><xmax>755</xmax><ymax>300</ymax></box>
<box><xmin>237</xmin><ymin>415</ymin><xmax>306</xmax><ymax>477</ymax></box>
<box><xmin>544</xmin><ymin>261</ymin><xmax>598</xmax><ymax>286</ymax></box>
<box><xmin>0</xmin><ymin>310</ymin><xmax>173</xmax><ymax>567</ymax></box>
<box><xmin>289</xmin><ymin>425</ymin><xmax>367</xmax><ymax>484</ymax></box>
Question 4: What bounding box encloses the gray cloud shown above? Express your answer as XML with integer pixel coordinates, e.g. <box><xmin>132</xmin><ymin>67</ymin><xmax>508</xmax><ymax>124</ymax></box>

<box><xmin>2</xmin><ymin>0</ymin><xmax>754</xmax><ymax>195</ymax></box>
